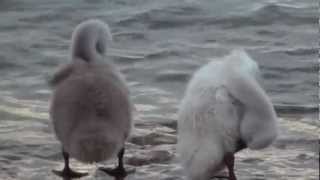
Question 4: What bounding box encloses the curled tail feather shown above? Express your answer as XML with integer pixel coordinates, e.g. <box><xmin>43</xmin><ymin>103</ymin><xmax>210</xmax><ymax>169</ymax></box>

<box><xmin>71</xmin><ymin>19</ymin><xmax>112</xmax><ymax>62</ymax></box>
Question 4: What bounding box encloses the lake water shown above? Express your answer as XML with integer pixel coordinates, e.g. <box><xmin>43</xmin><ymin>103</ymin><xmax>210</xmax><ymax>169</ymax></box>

<box><xmin>0</xmin><ymin>0</ymin><xmax>318</xmax><ymax>179</ymax></box>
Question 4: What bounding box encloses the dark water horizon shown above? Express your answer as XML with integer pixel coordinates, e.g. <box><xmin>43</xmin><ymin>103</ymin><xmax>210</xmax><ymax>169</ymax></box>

<box><xmin>0</xmin><ymin>0</ymin><xmax>318</xmax><ymax>111</ymax></box>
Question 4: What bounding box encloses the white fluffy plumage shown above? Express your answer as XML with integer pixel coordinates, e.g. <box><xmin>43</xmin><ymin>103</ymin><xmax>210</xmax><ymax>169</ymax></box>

<box><xmin>177</xmin><ymin>50</ymin><xmax>278</xmax><ymax>180</ymax></box>
<box><xmin>50</xmin><ymin>19</ymin><xmax>132</xmax><ymax>163</ymax></box>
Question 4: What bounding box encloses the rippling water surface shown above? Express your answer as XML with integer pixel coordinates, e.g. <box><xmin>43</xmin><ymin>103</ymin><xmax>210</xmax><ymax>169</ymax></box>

<box><xmin>0</xmin><ymin>0</ymin><xmax>318</xmax><ymax>179</ymax></box>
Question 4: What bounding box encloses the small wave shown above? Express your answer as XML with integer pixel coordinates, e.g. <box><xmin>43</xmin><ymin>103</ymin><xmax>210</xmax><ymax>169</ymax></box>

<box><xmin>283</xmin><ymin>48</ymin><xmax>318</xmax><ymax>56</ymax></box>
<box><xmin>262</xmin><ymin>72</ymin><xmax>283</xmax><ymax>80</ymax></box>
<box><xmin>262</xmin><ymin>63</ymin><xmax>318</xmax><ymax>74</ymax></box>
<box><xmin>275</xmin><ymin>139</ymin><xmax>318</xmax><ymax>147</ymax></box>
<box><xmin>155</xmin><ymin>70</ymin><xmax>190</xmax><ymax>82</ymax></box>
<box><xmin>206</xmin><ymin>4</ymin><xmax>317</xmax><ymax>28</ymax></box>
<box><xmin>256</xmin><ymin>30</ymin><xmax>286</xmax><ymax>38</ymax></box>
<box><xmin>116</xmin><ymin>5</ymin><xmax>204</xmax><ymax>29</ymax></box>
<box><xmin>274</xmin><ymin>104</ymin><xmax>318</xmax><ymax>114</ymax></box>
<box><xmin>109</xmin><ymin>49</ymin><xmax>145</xmax><ymax>63</ymax></box>
<box><xmin>0</xmin><ymin>0</ymin><xmax>26</xmax><ymax>11</ymax></box>
<box><xmin>112</xmin><ymin>54</ymin><xmax>145</xmax><ymax>64</ymax></box>
<box><xmin>113</xmin><ymin>31</ymin><xmax>147</xmax><ymax>41</ymax></box>
<box><xmin>116</xmin><ymin>3</ymin><xmax>316</xmax><ymax>29</ymax></box>
<box><xmin>266</xmin><ymin>48</ymin><xmax>318</xmax><ymax>57</ymax></box>
<box><xmin>278</xmin><ymin>67</ymin><xmax>317</xmax><ymax>75</ymax></box>
<box><xmin>0</xmin><ymin>60</ymin><xmax>22</xmax><ymax>70</ymax></box>
<box><xmin>289</xmin><ymin>66</ymin><xmax>318</xmax><ymax>73</ymax></box>
<box><xmin>0</xmin><ymin>104</ymin><xmax>48</xmax><ymax>120</ymax></box>
<box><xmin>251</xmin><ymin>4</ymin><xmax>316</xmax><ymax>25</ymax></box>
<box><xmin>145</xmin><ymin>49</ymin><xmax>184</xmax><ymax>59</ymax></box>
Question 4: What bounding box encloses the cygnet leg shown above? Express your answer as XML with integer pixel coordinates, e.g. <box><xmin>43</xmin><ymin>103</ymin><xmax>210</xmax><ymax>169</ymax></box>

<box><xmin>52</xmin><ymin>150</ymin><xmax>88</xmax><ymax>178</ymax></box>
<box><xmin>99</xmin><ymin>148</ymin><xmax>134</xmax><ymax>179</ymax></box>
<box><xmin>224</xmin><ymin>153</ymin><xmax>237</xmax><ymax>180</ymax></box>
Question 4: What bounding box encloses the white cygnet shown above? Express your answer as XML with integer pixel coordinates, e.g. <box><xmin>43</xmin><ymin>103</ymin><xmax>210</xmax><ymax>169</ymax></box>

<box><xmin>177</xmin><ymin>50</ymin><xmax>278</xmax><ymax>180</ymax></box>
<box><xmin>50</xmin><ymin>19</ymin><xmax>133</xmax><ymax>179</ymax></box>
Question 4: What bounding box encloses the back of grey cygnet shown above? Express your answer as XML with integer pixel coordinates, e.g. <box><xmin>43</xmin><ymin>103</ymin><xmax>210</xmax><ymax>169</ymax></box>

<box><xmin>49</xmin><ymin>19</ymin><xmax>133</xmax><ymax>179</ymax></box>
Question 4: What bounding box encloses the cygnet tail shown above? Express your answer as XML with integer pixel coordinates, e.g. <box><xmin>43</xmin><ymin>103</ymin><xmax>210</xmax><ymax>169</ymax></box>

<box><xmin>226</xmin><ymin>57</ymin><xmax>278</xmax><ymax>150</ymax></box>
<box><xmin>71</xmin><ymin>19</ymin><xmax>112</xmax><ymax>62</ymax></box>
<box><xmin>68</xmin><ymin>130</ymin><xmax>122</xmax><ymax>163</ymax></box>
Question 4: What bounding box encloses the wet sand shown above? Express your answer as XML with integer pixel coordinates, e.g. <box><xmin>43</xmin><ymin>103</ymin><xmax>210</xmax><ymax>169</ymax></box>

<box><xmin>0</xmin><ymin>85</ymin><xmax>318</xmax><ymax>180</ymax></box>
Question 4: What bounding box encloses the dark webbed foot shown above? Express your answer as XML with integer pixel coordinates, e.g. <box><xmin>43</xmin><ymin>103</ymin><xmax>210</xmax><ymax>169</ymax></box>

<box><xmin>99</xmin><ymin>166</ymin><xmax>135</xmax><ymax>179</ymax></box>
<box><xmin>99</xmin><ymin>147</ymin><xmax>135</xmax><ymax>179</ymax></box>
<box><xmin>212</xmin><ymin>172</ymin><xmax>230</xmax><ymax>179</ymax></box>
<box><xmin>212</xmin><ymin>175</ymin><xmax>229</xmax><ymax>179</ymax></box>
<box><xmin>211</xmin><ymin>153</ymin><xmax>237</xmax><ymax>180</ymax></box>
<box><xmin>52</xmin><ymin>150</ymin><xmax>88</xmax><ymax>179</ymax></box>
<box><xmin>52</xmin><ymin>168</ymin><xmax>88</xmax><ymax>179</ymax></box>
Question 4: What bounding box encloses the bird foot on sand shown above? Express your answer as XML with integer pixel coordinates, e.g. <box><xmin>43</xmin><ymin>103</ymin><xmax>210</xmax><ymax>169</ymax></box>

<box><xmin>99</xmin><ymin>166</ymin><xmax>135</xmax><ymax>179</ymax></box>
<box><xmin>212</xmin><ymin>175</ymin><xmax>229</xmax><ymax>179</ymax></box>
<box><xmin>52</xmin><ymin>168</ymin><xmax>88</xmax><ymax>179</ymax></box>
<box><xmin>211</xmin><ymin>170</ymin><xmax>229</xmax><ymax>179</ymax></box>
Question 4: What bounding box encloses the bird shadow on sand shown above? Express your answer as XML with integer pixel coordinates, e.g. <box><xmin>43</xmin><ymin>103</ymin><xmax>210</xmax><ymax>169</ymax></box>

<box><xmin>53</xmin><ymin>168</ymin><xmax>135</xmax><ymax>180</ymax></box>
<box><xmin>57</xmin><ymin>175</ymin><xmax>127</xmax><ymax>180</ymax></box>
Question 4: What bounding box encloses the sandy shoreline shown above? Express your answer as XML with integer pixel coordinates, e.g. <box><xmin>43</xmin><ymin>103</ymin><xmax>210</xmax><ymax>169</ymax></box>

<box><xmin>0</xmin><ymin>104</ymin><xmax>318</xmax><ymax>180</ymax></box>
